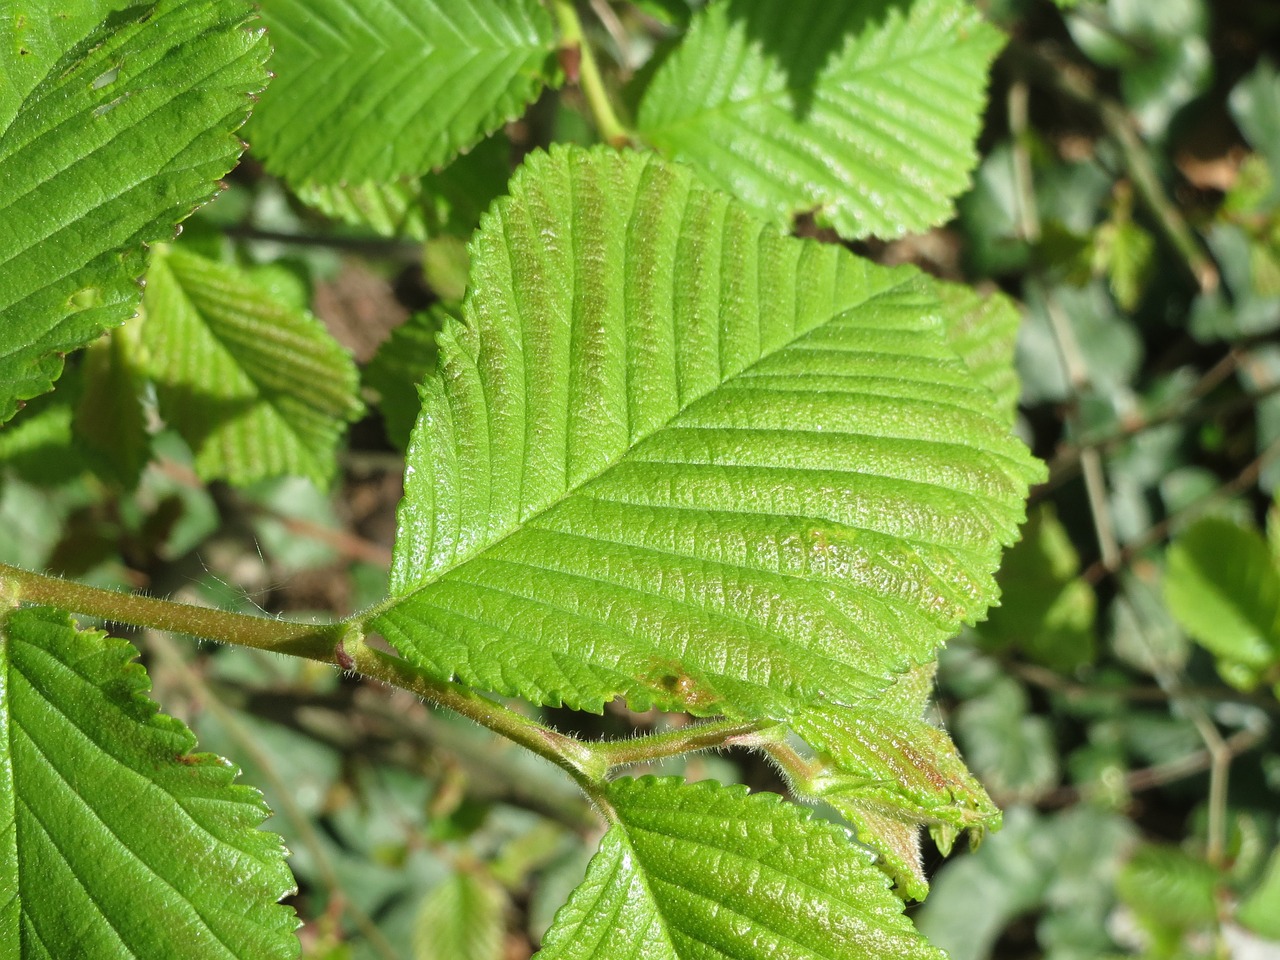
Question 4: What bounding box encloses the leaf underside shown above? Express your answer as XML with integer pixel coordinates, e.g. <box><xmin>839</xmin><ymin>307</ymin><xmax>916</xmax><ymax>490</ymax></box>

<box><xmin>0</xmin><ymin>606</ymin><xmax>298</xmax><ymax>959</ymax></box>
<box><xmin>535</xmin><ymin>777</ymin><xmax>944</xmax><ymax>960</ymax></box>
<box><xmin>373</xmin><ymin>145</ymin><xmax>1042</xmax><ymax>721</ymax></box>
<box><xmin>0</xmin><ymin>0</ymin><xmax>268</xmax><ymax>423</ymax></box>
<box><xmin>250</xmin><ymin>0</ymin><xmax>556</xmax><ymax>185</ymax></box>
<box><xmin>139</xmin><ymin>247</ymin><xmax>363</xmax><ymax>488</ymax></box>
<box><xmin>635</xmin><ymin>0</ymin><xmax>1005</xmax><ymax>240</ymax></box>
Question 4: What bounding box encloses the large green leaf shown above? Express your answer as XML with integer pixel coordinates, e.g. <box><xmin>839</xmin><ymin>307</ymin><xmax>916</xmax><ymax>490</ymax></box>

<box><xmin>0</xmin><ymin>1</ymin><xmax>268</xmax><ymax>423</ymax></box>
<box><xmin>250</xmin><ymin>0</ymin><xmax>556</xmax><ymax>186</ymax></box>
<box><xmin>536</xmin><ymin>777</ymin><xmax>943</xmax><ymax>960</ymax></box>
<box><xmin>0</xmin><ymin>605</ymin><xmax>298</xmax><ymax>958</ymax></box>
<box><xmin>139</xmin><ymin>247</ymin><xmax>363</xmax><ymax>487</ymax></box>
<box><xmin>1165</xmin><ymin>516</ymin><xmax>1280</xmax><ymax>678</ymax></box>
<box><xmin>371</xmin><ymin>146</ymin><xmax>1041</xmax><ymax>719</ymax></box>
<box><xmin>635</xmin><ymin>0</ymin><xmax>1005</xmax><ymax>240</ymax></box>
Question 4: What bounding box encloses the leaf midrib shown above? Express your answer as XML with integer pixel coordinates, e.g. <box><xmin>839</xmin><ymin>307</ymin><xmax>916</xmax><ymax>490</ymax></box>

<box><xmin>372</xmin><ymin>270</ymin><xmax>919</xmax><ymax>620</ymax></box>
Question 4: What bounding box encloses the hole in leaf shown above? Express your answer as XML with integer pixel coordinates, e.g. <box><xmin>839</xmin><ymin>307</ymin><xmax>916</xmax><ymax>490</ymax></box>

<box><xmin>91</xmin><ymin>65</ymin><xmax>120</xmax><ymax>89</ymax></box>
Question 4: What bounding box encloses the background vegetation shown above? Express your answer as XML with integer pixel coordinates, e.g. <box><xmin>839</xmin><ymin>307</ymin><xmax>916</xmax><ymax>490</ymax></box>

<box><xmin>3</xmin><ymin>0</ymin><xmax>1280</xmax><ymax>957</ymax></box>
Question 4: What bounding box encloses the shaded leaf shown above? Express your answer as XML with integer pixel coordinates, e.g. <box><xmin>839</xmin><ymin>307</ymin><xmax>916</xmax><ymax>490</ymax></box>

<box><xmin>976</xmin><ymin>504</ymin><xmax>1097</xmax><ymax>672</ymax></box>
<box><xmin>635</xmin><ymin>0</ymin><xmax>1005</xmax><ymax>239</ymax></box>
<box><xmin>250</xmin><ymin>0</ymin><xmax>555</xmax><ymax>185</ymax></box>
<box><xmin>414</xmin><ymin>869</ymin><xmax>507</xmax><ymax>960</ymax></box>
<box><xmin>1115</xmin><ymin>844</ymin><xmax>1219</xmax><ymax>931</ymax></box>
<box><xmin>1238</xmin><ymin>844</ymin><xmax>1280</xmax><ymax>940</ymax></box>
<box><xmin>0</xmin><ymin>605</ymin><xmax>299</xmax><ymax>958</ymax></box>
<box><xmin>72</xmin><ymin>324</ymin><xmax>150</xmax><ymax>489</ymax></box>
<box><xmin>0</xmin><ymin>0</ymin><xmax>268</xmax><ymax>422</ymax></box>
<box><xmin>953</xmin><ymin>676</ymin><xmax>1059</xmax><ymax>800</ymax></box>
<box><xmin>536</xmin><ymin>777</ymin><xmax>943</xmax><ymax>960</ymax></box>
<box><xmin>140</xmin><ymin>246</ymin><xmax>363</xmax><ymax>487</ymax></box>
<box><xmin>365</xmin><ymin>308</ymin><xmax>448</xmax><ymax>450</ymax></box>
<box><xmin>371</xmin><ymin>145</ymin><xmax>1042</xmax><ymax>719</ymax></box>
<box><xmin>1165</xmin><ymin>516</ymin><xmax>1280</xmax><ymax>679</ymax></box>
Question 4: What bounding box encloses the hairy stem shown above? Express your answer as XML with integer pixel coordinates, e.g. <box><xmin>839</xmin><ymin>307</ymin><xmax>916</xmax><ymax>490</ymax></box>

<box><xmin>592</xmin><ymin>718</ymin><xmax>784</xmax><ymax>769</ymax></box>
<box><xmin>552</xmin><ymin>0</ymin><xmax>630</xmax><ymax>145</ymax></box>
<box><xmin>344</xmin><ymin>639</ymin><xmax>607</xmax><ymax>788</ymax></box>
<box><xmin>0</xmin><ymin>562</ymin><xmax>345</xmax><ymax>661</ymax></box>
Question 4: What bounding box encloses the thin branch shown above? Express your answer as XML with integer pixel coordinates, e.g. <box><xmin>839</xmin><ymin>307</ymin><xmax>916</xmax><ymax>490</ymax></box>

<box><xmin>1081</xmin><ymin>436</ymin><xmax>1280</xmax><ymax>584</ymax></box>
<box><xmin>552</xmin><ymin>0</ymin><xmax>631</xmax><ymax>145</ymax></box>
<box><xmin>0</xmin><ymin>562</ymin><xmax>345</xmax><ymax>661</ymax></box>
<box><xmin>1010</xmin><ymin>660</ymin><xmax>1280</xmax><ymax>713</ymax></box>
<box><xmin>1004</xmin><ymin>40</ymin><xmax>1219</xmax><ymax>294</ymax></box>
<box><xmin>1040</xmin><ymin>723</ymin><xmax>1267</xmax><ymax>810</ymax></box>
<box><xmin>1041</xmin><ymin>285</ymin><xmax>1122</xmax><ymax>571</ymax></box>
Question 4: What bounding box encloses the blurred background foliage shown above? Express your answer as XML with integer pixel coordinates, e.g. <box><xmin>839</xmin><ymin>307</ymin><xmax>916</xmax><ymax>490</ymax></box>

<box><xmin>3</xmin><ymin>0</ymin><xmax>1280</xmax><ymax>957</ymax></box>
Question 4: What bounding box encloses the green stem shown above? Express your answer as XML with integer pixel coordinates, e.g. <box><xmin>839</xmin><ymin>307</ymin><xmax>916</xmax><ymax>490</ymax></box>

<box><xmin>592</xmin><ymin>718</ymin><xmax>784</xmax><ymax>769</ymax></box>
<box><xmin>2</xmin><ymin>563</ymin><xmax>808</xmax><ymax>806</ymax></box>
<box><xmin>552</xmin><ymin>0</ymin><xmax>630</xmax><ymax>146</ymax></box>
<box><xmin>345</xmin><ymin>639</ymin><xmax>607</xmax><ymax>789</ymax></box>
<box><xmin>0</xmin><ymin>562</ymin><xmax>344</xmax><ymax>661</ymax></box>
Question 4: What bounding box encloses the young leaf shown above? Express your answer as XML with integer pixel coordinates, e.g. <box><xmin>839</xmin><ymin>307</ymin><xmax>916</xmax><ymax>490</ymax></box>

<box><xmin>635</xmin><ymin>0</ymin><xmax>1005</xmax><ymax>240</ymax></box>
<box><xmin>250</xmin><ymin>0</ymin><xmax>556</xmax><ymax>186</ymax></box>
<box><xmin>365</xmin><ymin>308</ymin><xmax>448</xmax><ymax>450</ymax></box>
<box><xmin>0</xmin><ymin>1</ymin><xmax>268</xmax><ymax>423</ymax></box>
<box><xmin>1165</xmin><ymin>516</ymin><xmax>1280</xmax><ymax>678</ymax></box>
<box><xmin>796</xmin><ymin>701</ymin><xmax>999</xmax><ymax>901</ymax></box>
<box><xmin>414</xmin><ymin>870</ymin><xmax>508</xmax><ymax>960</ymax></box>
<box><xmin>139</xmin><ymin>247</ymin><xmax>363</xmax><ymax>487</ymax></box>
<box><xmin>373</xmin><ymin>146</ymin><xmax>1042</xmax><ymax>719</ymax></box>
<box><xmin>536</xmin><ymin>777</ymin><xmax>943</xmax><ymax>960</ymax></box>
<box><xmin>0</xmin><ymin>605</ymin><xmax>299</xmax><ymax>958</ymax></box>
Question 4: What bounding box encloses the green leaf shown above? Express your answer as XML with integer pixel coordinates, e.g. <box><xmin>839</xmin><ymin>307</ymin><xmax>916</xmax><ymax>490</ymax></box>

<box><xmin>1238</xmin><ymin>843</ymin><xmax>1280</xmax><ymax>939</ymax></box>
<box><xmin>933</xmin><ymin>281</ymin><xmax>1023</xmax><ymax>427</ymax></box>
<box><xmin>1230</xmin><ymin>58</ymin><xmax>1280</xmax><ymax>184</ymax></box>
<box><xmin>371</xmin><ymin>145</ymin><xmax>1043</xmax><ymax>719</ymax></box>
<box><xmin>139</xmin><ymin>246</ymin><xmax>364</xmax><ymax>487</ymax></box>
<box><xmin>0</xmin><ymin>1</ymin><xmax>124</xmax><ymax>127</ymax></box>
<box><xmin>365</xmin><ymin>308</ymin><xmax>447</xmax><ymax>450</ymax></box>
<box><xmin>536</xmin><ymin>777</ymin><xmax>943</xmax><ymax>960</ymax></box>
<box><xmin>0</xmin><ymin>1</ymin><xmax>268</xmax><ymax>423</ymax></box>
<box><xmin>1164</xmin><ymin>516</ymin><xmax>1280</xmax><ymax>677</ymax></box>
<box><xmin>250</xmin><ymin>0</ymin><xmax>556</xmax><ymax>185</ymax></box>
<box><xmin>297</xmin><ymin>134</ymin><xmax>512</xmax><ymax>242</ymax></box>
<box><xmin>72</xmin><ymin>324</ymin><xmax>151</xmax><ymax>489</ymax></box>
<box><xmin>975</xmin><ymin>504</ymin><xmax>1097</xmax><ymax>672</ymax></box>
<box><xmin>414</xmin><ymin>870</ymin><xmax>508</xmax><ymax>960</ymax></box>
<box><xmin>0</xmin><ymin>605</ymin><xmax>299</xmax><ymax>958</ymax></box>
<box><xmin>635</xmin><ymin>0</ymin><xmax>1005</xmax><ymax>240</ymax></box>
<box><xmin>1115</xmin><ymin>844</ymin><xmax>1219</xmax><ymax>931</ymax></box>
